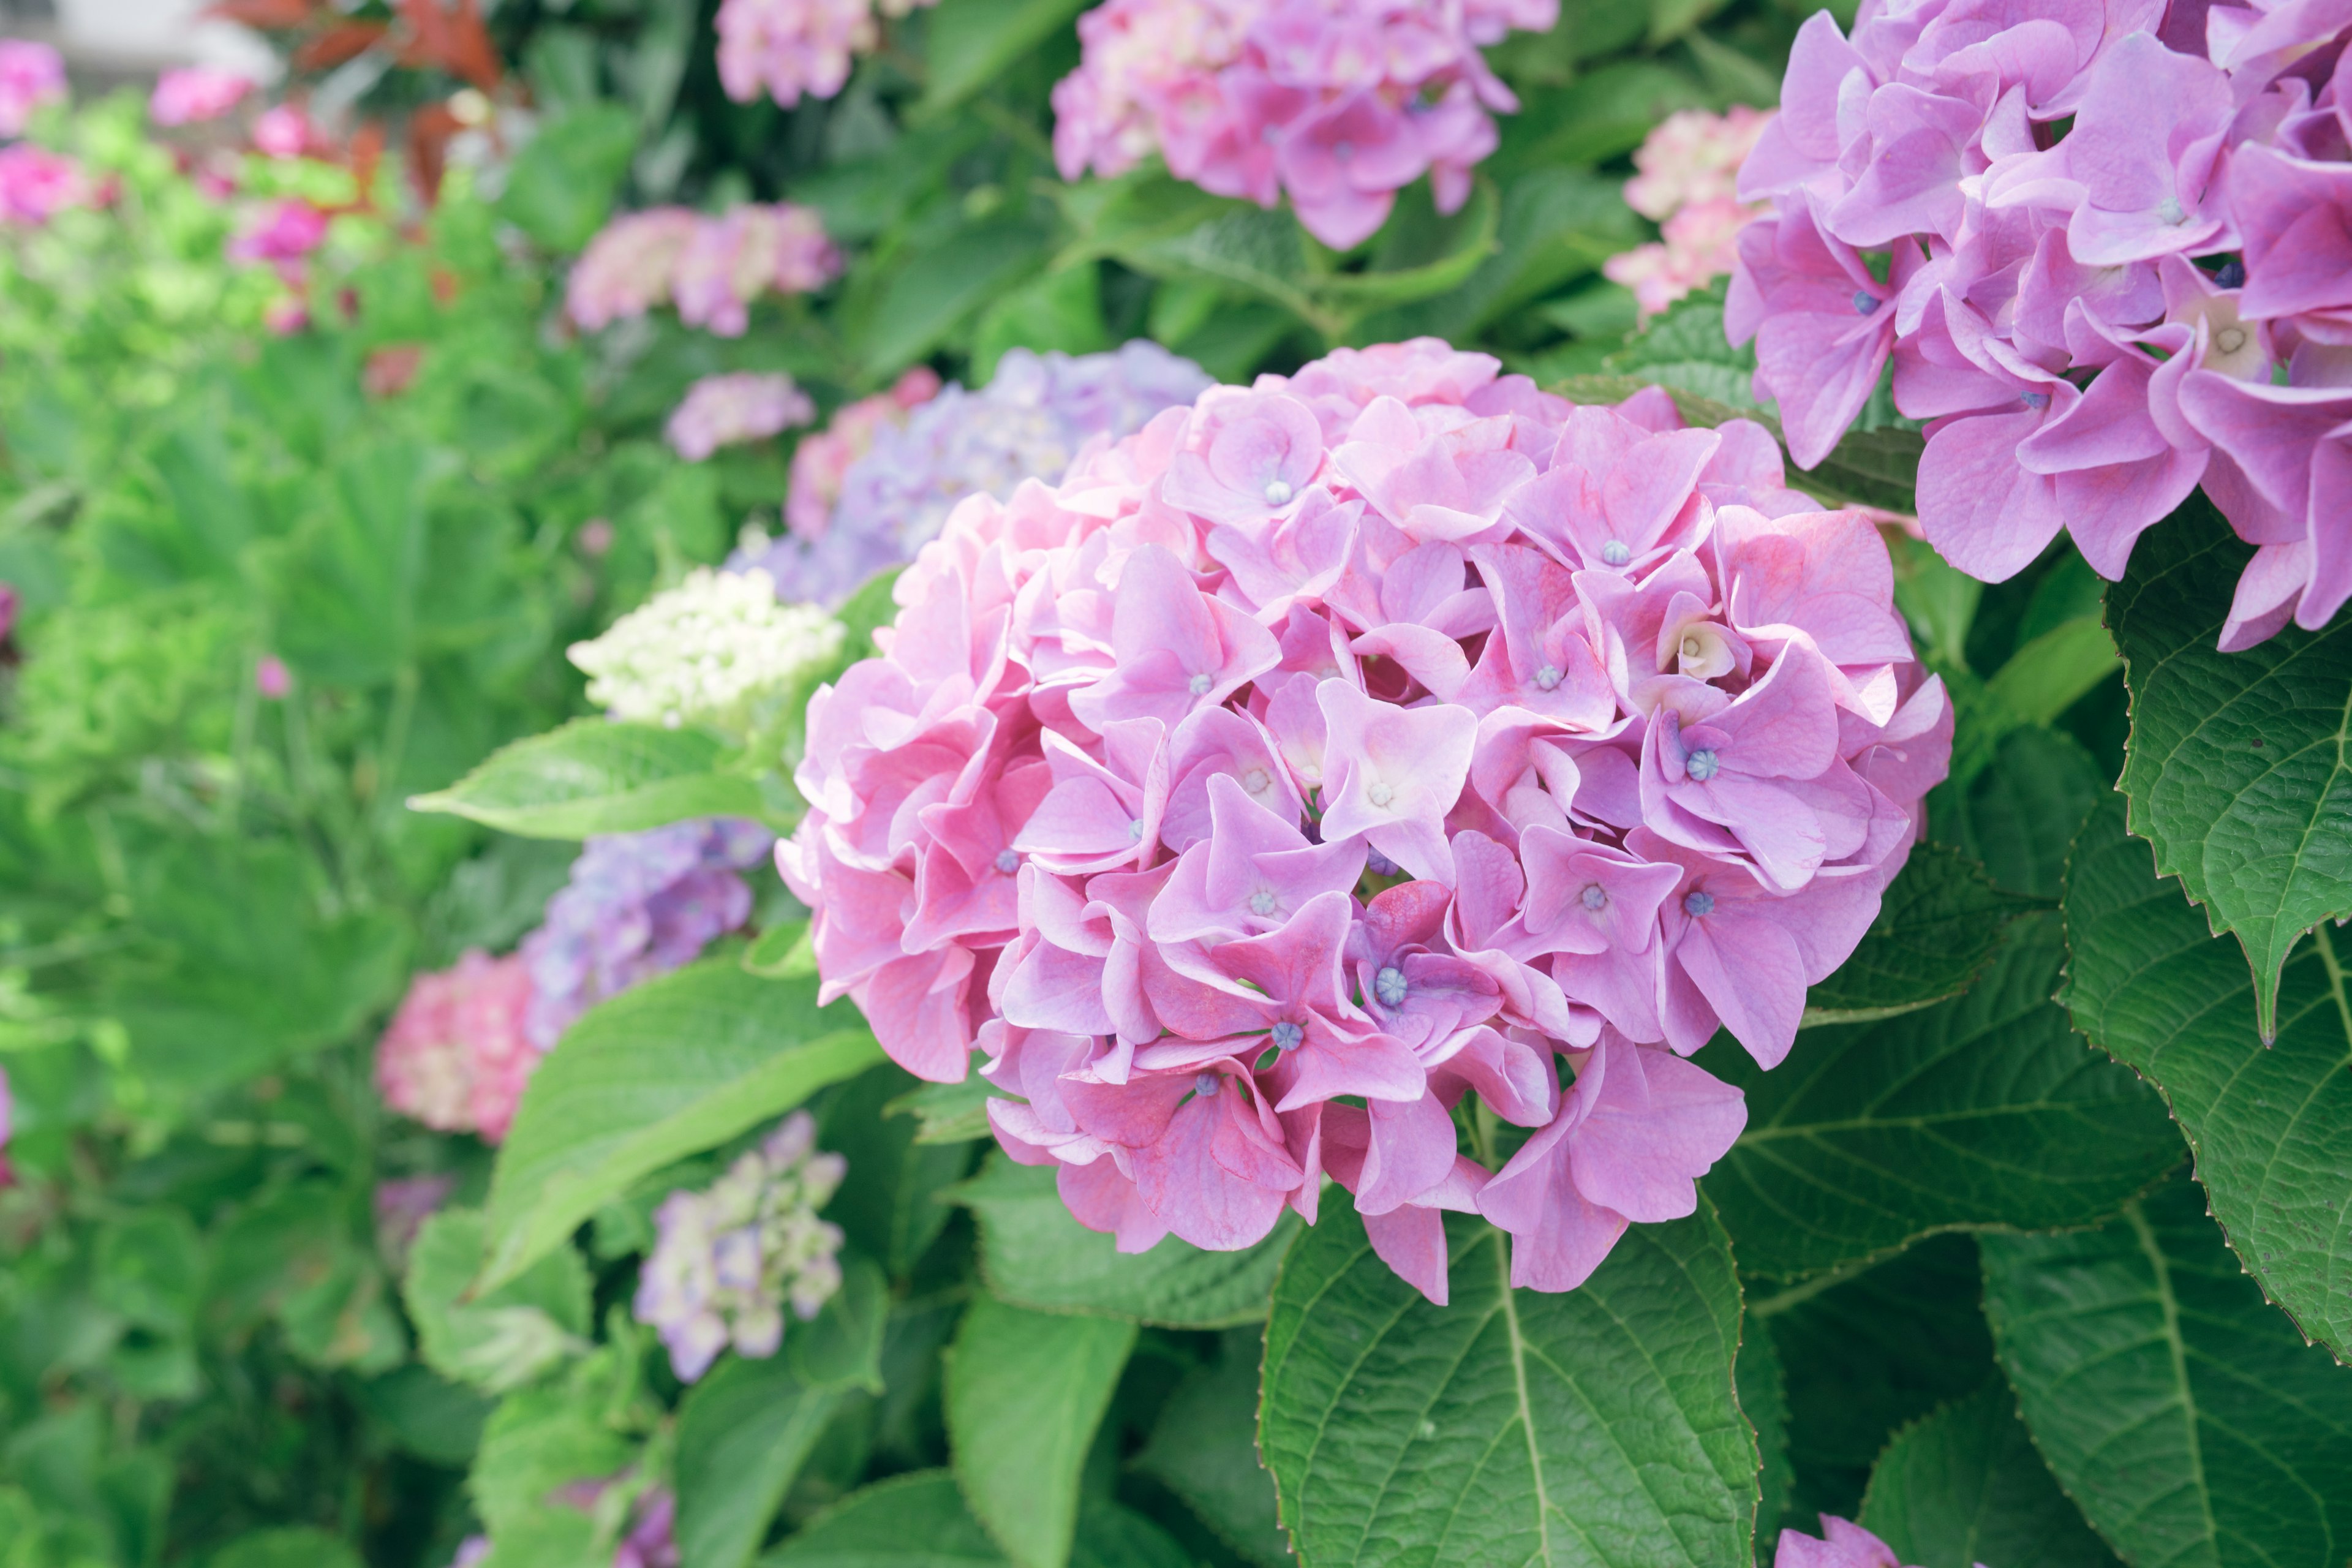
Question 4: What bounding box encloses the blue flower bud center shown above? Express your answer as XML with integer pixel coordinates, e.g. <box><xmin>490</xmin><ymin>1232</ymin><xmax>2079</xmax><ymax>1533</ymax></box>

<box><xmin>1600</xmin><ymin>539</ymin><xmax>1632</xmax><ymax>567</ymax></box>
<box><xmin>1853</xmin><ymin>290</ymin><xmax>1880</xmax><ymax>314</ymax></box>
<box><xmin>1249</xmin><ymin>889</ymin><xmax>1278</xmax><ymax>917</ymax></box>
<box><xmin>1271</xmin><ymin>1020</ymin><xmax>1305</xmax><ymax>1052</ymax></box>
<box><xmin>1189</xmin><ymin>671</ymin><xmax>1215</xmax><ymax>696</ymax></box>
<box><xmin>995</xmin><ymin>849</ymin><xmax>1019</xmax><ymax>874</ymax></box>
<box><xmin>1684</xmin><ymin>889</ymin><xmax>1716</xmax><ymax>917</ymax></box>
<box><xmin>1374</xmin><ymin>966</ymin><xmax>1409</xmax><ymax>1008</ymax></box>
<box><xmin>1263</xmin><ymin>478</ymin><xmax>1294</xmax><ymax>505</ymax></box>
<box><xmin>1194</xmin><ymin>1071</ymin><xmax>1221</xmax><ymax>1096</ymax></box>
<box><xmin>2022</xmin><ymin>391</ymin><xmax>2049</xmax><ymax>410</ymax></box>
<box><xmin>1581</xmin><ymin>883</ymin><xmax>1609</xmax><ymax>911</ymax></box>
<box><xmin>1686</xmin><ymin>747</ymin><xmax>1721</xmax><ymax>782</ymax></box>
<box><xmin>1533</xmin><ymin>663</ymin><xmax>1562</xmax><ymax>690</ymax></box>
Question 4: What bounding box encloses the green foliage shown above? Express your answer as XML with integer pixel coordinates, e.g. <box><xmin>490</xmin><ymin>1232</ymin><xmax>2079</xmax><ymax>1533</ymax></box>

<box><xmin>1797</xmin><ymin>842</ymin><xmax>2032</xmax><ymax>1025</ymax></box>
<box><xmin>1858</xmin><ymin>1387</ymin><xmax>2120</xmax><ymax>1568</ymax></box>
<box><xmin>1981</xmin><ymin>1178</ymin><xmax>2352</xmax><ymax>1568</ymax></box>
<box><xmin>412</xmin><ymin>720</ymin><xmax>771</xmax><ymax>840</ymax></box>
<box><xmin>2109</xmin><ymin>496</ymin><xmax>2352</xmax><ymax>1038</ymax></box>
<box><xmin>2062</xmin><ymin>794</ymin><xmax>2352</xmax><ymax>1362</ymax></box>
<box><xmin>1259</xmin><ymin>1207</ymin><xmax>1755</xmax><ymax>1568</ymax></box>
<box><xmin>676</xmin><ymin>1356</ymin><xmax>850</xmax><ymax>1568</ymax></box>
<box><xmin>403</xmin><ymin>1210</ymin><xmax>592</xmax><ymax>1395</ymax></box>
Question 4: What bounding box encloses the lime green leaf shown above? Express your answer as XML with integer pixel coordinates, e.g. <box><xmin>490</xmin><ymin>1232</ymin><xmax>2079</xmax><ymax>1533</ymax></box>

<box><xmin>850</xmin><ymin>217</ymin><xmax>1055</xmax><ymax>378</ymax></box>
<box><xmin>404</xmin><ymin>1208</ymin><xmax>590</xmax><ymax>1394</ymax></box>
<box><xmin>788</xmin><ymin>1255</ymin><xmax>889</xmax><ymax>1394</ymax></box>
<box><xmin>2062</xmin><ymin>792</ymin><xmax>2352</xmax><ymax>1361</ymax></box>
<box><xmin>1799</xmin><ymin>842</ymin><xmax>2032</xmax><ymax>1026</ymax></box>
<box><xmin>819</xmin><ymin>1068</ymin><xmax>976</xmax><ymax>1278</ymax></box>
<box><xmin>952</xmin><ymin>1152</ymin><xmax>1298</xmax><ymax>1326</ymax></box>
<box><xmin>1981</xmin><ymin>1178</ymin><xmax>2352</xmax><ymax>1568</ymax></box>
<box><xmin>1316</xmin><ymin>179</ymin><xmax>1499</xmax><ymax>311</ymax></box>
<box><xmin>677</xmin><ymin>1355</ymin><xmax>847</xmax><ymax>1568</ymax></box>
<box><xmin>206</xmin><ymin>1528</ymin><xmax>364</xmax><ymax>1568</ymax></box>
<box><xmin>1857</xmin><ymin>1385</ymin><xmax>2120</xmax><ymax>1568</ymax></box>
<box><xmin>1118</xmin><ymin>208</ymin><xmax>1325</xmax><ymax>336</ymax></box>
<box><xmin>1261</xmin><ymin>1207</ymin><xmax>1755</xmax><ymax>1567</ymax></box>
<box><xmin>496</xmin><ymin>104</ymin><xmax>638</xmax><ymax>254</ymax></box>
<box><xmin>1982</xmin><ymin>616</ymin><xmax>2117</xmax><ymax>732</ymax></box>
<box><xmin>945</xmin><ymin>1296</ymin><xmax>1137</xmax><ymax>1568</ymax></box>
<box><xmin>482</xmin><ymin>959</ymin><xmax>881</xmax><ymax>1291</ymax></box>
<box><xmin>412</xmin><ymin>719</ymin><xmax>764</xmax><ymax>840</ymax></box>
<box><xmin>1703</xmin><ymin>914</ymin><xmax>2180</xmax><ymax>1279</ymax></box>
<box><xmin>2109</xmin><ymin>495</ymin><xmax>2352</xmax><ymax>1038</ymax></box>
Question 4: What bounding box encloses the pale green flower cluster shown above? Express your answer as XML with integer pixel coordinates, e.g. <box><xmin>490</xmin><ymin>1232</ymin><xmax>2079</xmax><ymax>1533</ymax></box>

<box><xmin>568</xmin><ymin>567</ymin><xmax>844</xmax><ymax>733</ymax></box>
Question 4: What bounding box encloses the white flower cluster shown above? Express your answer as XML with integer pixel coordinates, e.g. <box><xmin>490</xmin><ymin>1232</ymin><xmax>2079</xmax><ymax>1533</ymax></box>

<box><xmin>633</xmin><ymin>1111</ymin><xmax>849</xmax><ymax>1382</ymax></box>
<box><xmin>569</xmin><ymin>567</ymin><xmax>844</xmax><ymax>733</ymax></box>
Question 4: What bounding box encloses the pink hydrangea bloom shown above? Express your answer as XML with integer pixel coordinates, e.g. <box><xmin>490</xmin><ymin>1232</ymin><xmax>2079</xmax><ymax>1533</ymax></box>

<box><xmin>374</xmin><ymin>950</ymin><xmax>541</xmax><ymax>1144</ymax></box>
<box><xmin>1624</xmin><ymin>107</ymin><xmax>1774</xmax><ymax>224</ymax></box>
<box><xmin>671</xmin><ymin>203</ymin><xmax>841</xmax><ymax>337</ymax></box>
<box><xmin>1608</xmin><ymin>196</ymin><xmax>1766</xmax><ymax>321</ymax></box>
<box><xmin>1775</xmin><ymin>1515</ymin><xmax>1975</xmax><ymax>1568</ymax></box>
<box><xmin>0</xmin><ymin>40</ymin><xmax>66</xmax><ymax>138</ymax></box>
<box><xmin>567</xmin><ymin>208</ymin><xmax>701</xmax><ymax>330</ymax></box>
<box><xmin>1051</xmin><ymin>0</ymin><xmax>1557</xmax><ymax>249</ymax></box>
<box><xmin>149</xmin><ymin>66</ymin><xmax>254</xmax><ymax>127</ymax></box>
<box><xmin>0</xmin><ymin>143</ymin><xmax>88</xmax><ymax>226</ymax></box>
<box><xmin>1732</xmin><ymin>0</ymin><xmax>2352</xmax><ymax>645</ymax></box>
<box><xmin>787</xmin><ymin>368</ymin><xmax>943</xmax><ymax>539</ymax></box>
<box><xmin>783</xmin><ymin>339</ymin><xmax>1948</xmax><ymax>1303</ymax></box>
<box><xmin>717</xmin><ymin>0</ymin><xmax>938</xmax><ymax>107</ymax></box>
<box><xmin>666</xmin><ymin>372</ymin><xmax>818</xmax><ymax>462</ymax></box>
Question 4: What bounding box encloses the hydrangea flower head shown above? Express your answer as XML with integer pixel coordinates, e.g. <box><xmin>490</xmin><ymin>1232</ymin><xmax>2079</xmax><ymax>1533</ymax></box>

<box><xmin>374</xmin><ymin>950</ymin><xmax>540</xmax><ymax>1142</ymax></box>
<box><xmin>733</xmin><ymin>341</ymin><xmax>1212</xmax><ymax>606</ymax></box>
<box><xmin>787</xmin><ymin>368</ymin><xmax>943</xmax><ymax>540</ymax></box>
<box><xmin>783</xmin><ymin>339</ymin><xmax>1947</xmax><ymax>1303</ymax></box>
<box><xmin>1607</xmin><ymin>108</ymin><xmax>1774</xmax><ymax>320</ymax></box>
<box><xmin>521</xmin><ymin>819</ymin><xmax>774</xmax><ymax>1052</ymax></box>
<box><xmin>716</xmin><ymin>0</ymin><xmax>938</xmax><ymax>108</ymax></box>
<box><xmin>0</xmin><ymin>40</ymin><xmax>66</xmax><ymax>137</ymax></box>
<box><xmin>1732</xmin><ymin>0</ymin><xmax>2352</xmax><ymax>645</ymax></box>
<box><xmin>149</xmin><ymin>66</ymin><xmax>254</xmax><ymax>127</ymax></box>
<box><xmin>665</xmin><ymin>372</ymin><xmax>817</xmax><ymax>462</ymax></box>
<box><xmin>633</xmin><ymin>1111</ymin><xmax>848</xmax><ymax>1382</ymax></box>
<box><xmin>567</xmin><ymin>208</ymin><xmax>701</xmax><ymax>331</ymax></box>
<box><xmin>1052</xmin><ymin>0</ymin><xmax>1556</xmax><ymax>247</ymax></box>
<box><xmin>671</xmin><ymin>204</ymin><xmax>841</xmax><ymax>337</ymax></box>
<box><xmin>0</xmin><ymin>144</ymin><xmax>89</xmax><ymax>226</ymax></box>
<box><xmin>568</xmin><ymin>566</ymin><xmax>844</xmax><ymax>731</ymax></box>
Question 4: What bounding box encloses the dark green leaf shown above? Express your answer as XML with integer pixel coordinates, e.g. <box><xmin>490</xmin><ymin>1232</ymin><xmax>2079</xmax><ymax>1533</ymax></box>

<box><xmin>206</xmin><ymin>1527</ymin><xmax>364</xmax><ymax>1568</ymax></box>
<box><xmin>1982</xmin><ymin>617</ymin><xmax>2118</xmax><ymax>733</ymax></box>
<box><xmin>820</xmin><ymin>1067</ymin><xmax>975</xmax><ymax>1279</ymax></box>
<box><xmin>851</xmin><ymin>218</ymin><xmax>1056</xmax><ymax>378</ymax></box>
<box><xmin>789</xmin><ymin>1256</ymin><xmax>890</xmax><ymax>1393</ymax></box>
<box><xmin>404</xmin><ymin>1208</ymin><xmax>590</xmax><ymax>1394</ymax></box>
<box><xmin>2109</xmin><ymin>494</ymin><xmax>2352</xmax><ymax>1037</ymax></box>
<box><xmin>1799</xmin><ymin>842</ymin><xmax>2032</xmax><ymax>1026</ymax></box>
<box><xmin>920</xmin><ymin>0</ymin><xmax>1091</xmax><ymax>113</ymax></box>
<box><xmin>1118</xmin><ymin>208</ymin><xmax>1325</xmax><ymax>337</ymax></box>
<box><xmin>1706</xmin><ymin>913</ymin><xmax>2180</xmax><ymax>1278</ymax></box>
<box><xmin>1981</xmin><ymin>1178</ymin><xmax>2352</xmax><ymax>1568</ymax></box>
<box><xmin>1737</xmin><ymin>1322</ymin><xmax>1792</xmax><ymax>1555</ymax></box>
<box><xmin>1856</xmin><ymin>1385</ymin><xmax>2119</xmax><ymax>1568</ymax></box>
<box><xmin>2062</xmin><ymin>792</ymin><xmax>2352</xmax><ymax>1360</ymax></box>
<box><xmin>1317</xmin><ymin>179</ymin><xmax>1500</xmax><ymax>312</ymax></box>
<box><xmin>763</xmin><ymin>1471</ymin><xmax>1004</xmax><ymax>1567</ymax></box>
<box><xmin>952</xmin><ymin>1153</ymin><xmax>1298</xmax><ymax>1327</ymax></box>
<box><xmin>1133</xmin><ymin>1333</ymin><xmax>1289</xmax><ymax>1568</ymax></box>
<box><xmin>411</xmin><ymin>718</ymin><xmax>766</xmax><ymax>840</ymax></box>
<box><xmin>482</xmin><ymin>959</ymin><xmax>881</xmax><ymax>1291</ymax></box>
<box><xmin>1943</xmin><ymin>726</ymin><xmax>2106</xmax><ymax>899</ymax></box>
<box><xmin>944</xmin><ymin>1296</ymin><xmax>1137</xmax><ymax>1568</ymax></box>
<box><xmin>1801</xmin><ymin>428</ymin><xmax>1922</xmax><ymax>515</ymax></box>
<box><xmin>1260</xmin><ymin>1207</ymin><xmax>1755</xmax><ymax>1568</ymax></box>
<box><xmin>677</xmin><ymin>1355</ymin><xmax>848</xmax><ymax>1568</ymax></box>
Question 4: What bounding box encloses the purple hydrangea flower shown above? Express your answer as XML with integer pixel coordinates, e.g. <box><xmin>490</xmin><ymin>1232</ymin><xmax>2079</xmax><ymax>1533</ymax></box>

<box><xmin>731</xmin><ymin>341</ymin><xmax>1212</xmax><ymax>606</ymax></box>
<box><xmin>520</xmin><ymin>819</ymin><xmax>775</xmax><ymax>1052</ymax></box>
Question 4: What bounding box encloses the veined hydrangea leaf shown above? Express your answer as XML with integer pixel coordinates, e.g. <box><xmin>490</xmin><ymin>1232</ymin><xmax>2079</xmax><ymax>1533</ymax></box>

<box><xmin>951</xmin><ymin>1153</ymin><xmax>1299</xmax><ymax>1328</ymax></box>
<box><xmin>481</xmin><ymin>959</ymin><xmax>881</xmax><ymax>1292</ymax></box>
<box><xmin>1940</xmin><ymin>726</ymin><xmax>2106</xmax><ymax>899</ymax></box>
<box><xmin>1799</xmin><ymin>842</ymin><xmax>2032</xmax><ymax>1027</ymax></box>
<box><xmin>2108</xmin><ymin>496</ymin><xmax>2352</xmax><ymax>1039</ymax></box>
<box><xmin>1703</xmin><ymin>913</ymin><xmax>2180</xmax><ymax>1279</ymax></box>
<box><xmin>1980</xmin><ymin>1178</ymin><xmax>2352</xmax><ymax>1568</ymax></box>
<box><xmin>2062</xmin><ymin>792</ymin><xmax>2352</xmax><ymax>1361</ymax></box>
<box><xmin>1856</xmin><ymin>1385</ymin><xmax>2119</xmax><ymax>1568</ymax></box>
<box><xmin>1258</xmin><ymin>1207</ymin><xmax>1757</xmax><ymax>1568</ymax></box>
<box><xmin>676</xmin><ymin>1354</ymin><xmax>846</xmax><ymax>1568</ymax></box>
<box><xmin>401</xmin><ymin>1208</ymin><xmax>590</xmax><ymax>1396</ymax></box>
<box><xmin>943</xmin><ymin>1295</ymin><xmax>1137</xmax><ymax>1568</ymax></box>
<box><xmin>410</xmin><ymin>718</ymin><xmax>764</xmax><ymax>840</ymax></box>
<box><xmin>1133</xmin><ymin>1332</ymin><xmax>1291</xmax><ymax>1568</ymax></box>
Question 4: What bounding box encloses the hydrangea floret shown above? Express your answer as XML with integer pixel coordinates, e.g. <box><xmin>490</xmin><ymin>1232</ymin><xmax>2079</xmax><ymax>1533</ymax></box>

<box><xmin>664</xmin><ymin>372</ymin><xmax>817</xmax><ymax>462</ymax></box>
<box><xmin>373</xmin><ymin>949</ymin><xmax>540</xmax><ymax>1143</ymax></box>
<box><xmin>149</xmin><ymin>67</ymin><xmax>255</xmax><ymax>128</ymax></box>
<box><xmin>1730</xmin><ymin>0</ymin><xmax>2352</xmax><ymax>647</ymax></box>
<box><xmin>568</xmin><ymin>565</ymin><xmax>845</xmax><ymax>731</ymax></box>
<box><xmin>633</xmin><ymin>1111</ymin><xmax>849</xmax><ymax>1382</ymax></box>
<box><xmin>782</xmin><ymin>337</ymin><xmax>1950</xmax><ymax>1302</ymax></box>
<box><xmin>733</xmin><ymin>342</ymin><xmax>1211</xmax><ymax>606</ymax></box>
<box><xmin>1052</xmin><ymin>0</ymin><xmax>1559</xmax><ymax>247</ymax></box>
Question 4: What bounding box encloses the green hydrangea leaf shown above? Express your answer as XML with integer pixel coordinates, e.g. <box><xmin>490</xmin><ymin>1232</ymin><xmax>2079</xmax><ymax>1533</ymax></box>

<box><xmin>1133</xmin><ymin>1332</ymin><xmax>1289</xmax><ymax>1568</ymax></box>
<box><xmin>2109</xmin><ymin>496</ymin><xmax>2352</xmax><ymax>1038</ymax></box>
<box><xmin>404</xmin><ymin>1208</ymin><xmax>590</xmax><ymax>1395</ymax></box>
<box><xmin>1799</xmin><ymin>842</ymin><xmax>2034</xmax><ymax>1027</ymax></box>
<box><xmin>1703</xmin><ymin>914</ymin><xmax>2181</xmax><ymax>1278</ymax></box>
<box><xmin>1259</xmin><ymin>1207</ymin><xmax>1756</xmax><ymax>1568</ymax></box>
<box><xmin>2062</xmin><ymin>792</ymin><xmax>2352</xmax><ymax>1360</ymax></box>
<box><xmin>1981</xmin><ymin>1178</ymin><xmax>2352</xmax><ymax>1568</ymax></box>
<box><xmin>411</xmin><ymin>718</ymin><xmax>765</xmax><ymax>840</ymax></box>
<box><xmin>1856</xmin><ymin>1385</ymin><xmax>2119</xmax><ymax>1568</ymax></box>
<box><xmin>676</xmin><ymin>1355</ymin><xmax>846</xmax><ymax>1568</ymax></box>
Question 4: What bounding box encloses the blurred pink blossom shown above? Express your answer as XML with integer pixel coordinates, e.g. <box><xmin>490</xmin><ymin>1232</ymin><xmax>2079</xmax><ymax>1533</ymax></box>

<box><xmin>228</xmin><ymin>200</ymin><xmax>330</xmax><ymax>266</ymax></box>
<box><xmin>673</xmin><ymin>203</ymin><xmax>840</xmax><ymax>337</ymax></box>
<box><xmin>665</xmin><ymin>371</ymin><xmax>816</xmax><ymax>462</ymax></box>
<box><xmin>715</xmin><ymin>0</ymin><xmax>940</xmax><ymax>108</ymax></box>
<box><xmin>374</xmin><ymin>950</ymin><xmax>541</xmax><ymax>1144</ymax></box>
<box><xmin>0</xmin><ymin>40</ymin><xmax>66</xmax><ymax>137</ymax></box>
<box><xmin>149</xmin><ymin>66</ymin><xmax>254</xmax><ymax>127</ymax></box>
<box><xmin>252</xmin><ymin>103</ymin><xmax>312</xmax><ymax>159</ymax></box>
<box><xmin>255</xmin><ymin>655</ymin><xmax>292</xmax><ymax>698</ymax></box>
<box><xmin>567</xmin><ymin>207</ymin><xmax>700</xmax><ymax>330</ymax></box>
<box><xmin>785</xmin><ymin>366</ymin><xmax>942</xmax><ymax>538</ymax></box>
<box><xmin>0</xmin><ymin>143</ymin><xmax>88</xmax><ymax>225</ymax></box>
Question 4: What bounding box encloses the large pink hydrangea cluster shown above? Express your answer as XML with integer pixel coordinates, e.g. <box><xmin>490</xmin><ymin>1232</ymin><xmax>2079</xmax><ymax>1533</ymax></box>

<box><xmin>716</xmin><ymin>0</ymin><xmax>939</xmax><ymax>108</ymax></box>
<box><xmin>1050</xmin><ymin>0</ymin><xmax>1559</xmax><ymax>249</ymax></box>
<box><xmin>1732</xmin><ymin>0</ymin><xmax>2352</xmax><ymax>647</ymax></box>
<box><xmin>782</xmin><ymin>339</ymin><xmax>1950</xmax><ymax>1302</ymax></box>
<box><xmin>374</xmin><ymin>950</ymin><xmax>540</xmax><ymax>1144</ymax></box>
<box><xmin>568</xmin><ymin>205</ymin><xmax>840</xmax><ymax>337</ymax></box>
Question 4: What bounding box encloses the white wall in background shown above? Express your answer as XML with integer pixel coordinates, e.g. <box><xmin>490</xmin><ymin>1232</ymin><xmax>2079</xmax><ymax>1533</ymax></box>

<box><xmin>53</xmin><ymin>0</ymin><xmax>274</xmax><ymax>75</ymax></box>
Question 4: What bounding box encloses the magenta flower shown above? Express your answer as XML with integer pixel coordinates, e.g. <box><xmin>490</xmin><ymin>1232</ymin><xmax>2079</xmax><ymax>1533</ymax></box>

<box><xmin>784</xmin><ymin>342</ymin><xmax>1946</xmax><ymax>1302</ymax></box>
<box><xmin>0</xmin><ymin>144</ymin><xmax>89</xmax><ymax>227</ymax></box>
<box><xmin>228</xmin><ymin>200</ymin><xmax>330</xmax><ymax>268</ymax></box>
<box><xmin>255</xmin><ymin>655</ymin><xmax>292</xmax><ymax>698</ymax></box>
<box><xmin>149</xmin><ymin>66</ymin><xmax>254</xmax><ymax>127</ymax></box>
<box><xmin>0</xmin><ymin>40</ymin><xmax>66</xmax><ymax>137</ymax></box>
<box><xmin>1775</xmin><ymin>1515</ymin><xmax>1945</xmax><ymax>1568</ymax></box>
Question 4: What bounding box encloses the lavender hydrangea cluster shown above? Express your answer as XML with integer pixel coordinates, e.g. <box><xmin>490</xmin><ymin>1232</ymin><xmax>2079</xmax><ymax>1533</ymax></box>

<box><xmin>519</xmin><ymin>819</ymin><xmax>775</xmax><ymax>1052</ymax></box>
<box><xmin>732</xmin><ymin>341</ymin><xmax>1212</xmax><ymax>606</ymax></box>
<box><xmin>633</xmin><ymin>1112</ymin><xmax>849</xmax><ymax>1382</ymax></box>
